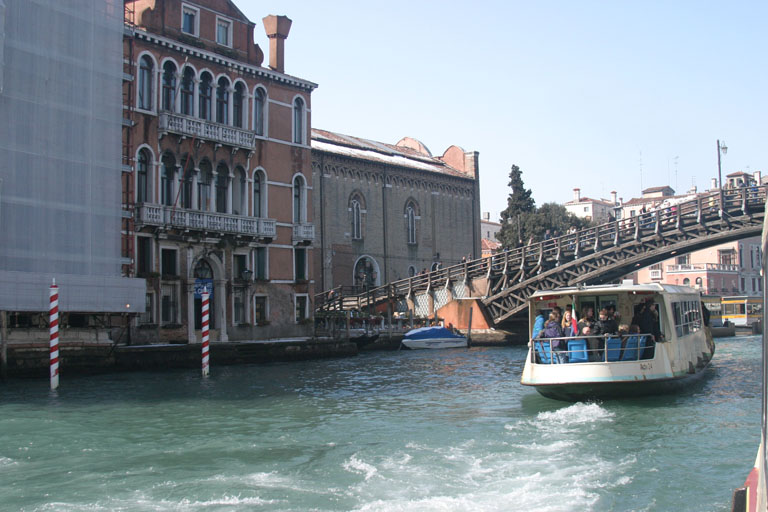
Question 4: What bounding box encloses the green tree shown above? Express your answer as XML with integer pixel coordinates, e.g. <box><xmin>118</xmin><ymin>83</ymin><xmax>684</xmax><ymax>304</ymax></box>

<box><xmin>519</xmin><ymin>203</ymin><xmax>591</xmax><ymax>243</ymax></box>
<box><xmin>497</xmin><ymin>165</ymin><xmax>535</xmax><ymax>248</ymax></box>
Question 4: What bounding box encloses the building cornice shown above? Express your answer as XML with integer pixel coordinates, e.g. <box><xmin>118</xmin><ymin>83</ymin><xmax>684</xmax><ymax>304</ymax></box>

<box><xmin>132</xmin><ymin>29</ymin><xmax>318</xmax><ymax>92</ymax></box>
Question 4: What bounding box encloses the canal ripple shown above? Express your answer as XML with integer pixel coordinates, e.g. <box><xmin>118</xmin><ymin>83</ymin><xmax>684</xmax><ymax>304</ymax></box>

<box><xmin>0</xmin><ymin>335</ymin><xmax>761</xmax><ymax>511</ymax></box>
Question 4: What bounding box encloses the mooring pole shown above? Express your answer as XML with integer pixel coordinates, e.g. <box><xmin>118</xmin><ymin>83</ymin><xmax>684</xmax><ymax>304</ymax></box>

<box><xmin>467</xmin><ymin>306</ymin><xmax>473</xmax><ymax>348</ymax></box>
<box><xmin>201</xmin><ymin>289</ymin><xmax>210</xmax><ymax>378</ymax></box>
<box><xmin>49</xmin><ymin>279</ymin><xmax>60</xmax><ymax>390</ymax></box>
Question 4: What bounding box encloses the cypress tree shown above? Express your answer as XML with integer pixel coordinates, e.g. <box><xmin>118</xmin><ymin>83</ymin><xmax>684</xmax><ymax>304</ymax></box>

<box><xmin>498</xmin><ymin>165</ymin><xmax>535</xmax><ymax>248</ymax></box>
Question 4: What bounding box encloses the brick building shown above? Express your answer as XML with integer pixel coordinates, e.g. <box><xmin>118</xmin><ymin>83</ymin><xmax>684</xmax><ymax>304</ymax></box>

<box><xmin>123</xmin><ymin>0</ymin><xmax>317</xmax><ymax>342</ymax></box>
<box><xmin>311</xmin><ymin>130</ymin><xmax>480</xmax><ymax>292</ymax></box>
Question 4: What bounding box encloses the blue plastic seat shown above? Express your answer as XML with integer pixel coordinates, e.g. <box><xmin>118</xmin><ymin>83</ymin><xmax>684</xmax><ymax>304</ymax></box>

<box><xmin>534</xmin><ymin>340</ymin><xmax>554</xmax><ymax>364</ymax></box>
<box><xmin>605</xmin><ymin>337</ymin><xmax>622</xmax><ymax>361</ymax></box>
<box><xmin>567</xmin><ymin>339</ymin><xmax>589</xmax><ymax>363</ymax></box>
<box><xmin>621</xmin><ymin>335</ymin><xmax>639</xmax><ymax>361</ymax></box>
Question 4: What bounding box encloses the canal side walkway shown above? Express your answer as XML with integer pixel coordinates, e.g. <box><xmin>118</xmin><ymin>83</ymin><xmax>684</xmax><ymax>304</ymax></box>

<box><xmin>3</xmin><ymin>329</ymin><xmax>524</xmax><ymax>379</ymax></box>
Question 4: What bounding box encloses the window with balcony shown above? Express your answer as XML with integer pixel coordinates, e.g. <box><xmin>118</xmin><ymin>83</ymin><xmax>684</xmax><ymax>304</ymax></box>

<box><xmin>181</xmin><ymin>4</ymin><xmax>199</xmax><ymax>36</ymax></box>
<box><xmin>161</xmin><ymin>61</ymin><xmax>177</xmax><ymax>112</ymax></box>
<box><xmin>216</xmin><ymin>164</ymin><xmax>229</xmax><ymax>213</ymax></box>
<box><xmin>216</xmin><ymin>77</ymin><xmax>229</xmax><ymax>125</ymax></box>
<box><xmin>293</xmin><ymin>97</ymin><xmax>304</xmax><ymax>144</ymax></box>
<box><xmin>136</xmin><ymin>149</ymin><xmax>150</xmax><ymax>203</ymax></box>
<box><xmin>198</xmin><ymin>160</ymin><xmax>212</xmax><ymax>211</ymax></box>
<box><xmin>161</xmin><ymin>153</ymin><xmax>176</xmax><ymax>206</ymax></box>
<box><xmin>232</xmin><ymin>167</ymin><xmax>246</xmax><ymax>215</ymax></box>
<box><xmin>233</xmin><ymin>82</ymin><xmax>245</xmax><ymax>128</ymax></box>
<box><xmin>253</xmin><ymin>87</ymin><xmax>266</xmax><ymax>136</ymax></box>
<box><xmin>253</xmin><ymin>170</ymin><xmax>264</xmax><ymax>217</ymax></box>
<box><xmin>199</xmin><ymin>72</ymin><xmax>212</xmax><ymax>121</ymax></box>
<box><xmin>293</xmin><ymin>175</ymin><xmax>305</xmax><ymax>223</ymax></box>
<box><xmin>180</xmin><ymin>66</ymin><xmax>195</xmax><ymax>116</ymax></box>
<box><xmin>138</xmin><ymin>55</ymin><xmax>153</xmax><ymax>111</ymax></box>
<box><xmin>719</xmin><ymin>249</ymin><xmax>736</xmax><ymax>266</ymax></box>
<box><xmin>161</xmin><ymin>248</ymin><xmax>178</xmax><ymax>277</ymax></box>
<box><xmin>675</xmin><ymin>255</ymin><xmax>690</xmax><ymax>265</ymax></box>
<box><xmin>216</xmin><ymin>17</ymin><xmax>232</xmax><ymax>46</ymax></box>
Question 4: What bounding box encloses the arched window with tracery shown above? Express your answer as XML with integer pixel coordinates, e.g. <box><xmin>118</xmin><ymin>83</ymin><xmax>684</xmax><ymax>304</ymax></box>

<box><xmin>405</xmin><ymin>201</ymin><xmax>418</xmax><ymax>245</ymax></box>
<box><xmin>232</xmin><ymin>166</ymin><xmax>246</xmax><ymax>215</ymax></box>
<box><xmin>198</xmin><ymin>160</ymin><xmax>212</xmax><ymax>211</ymax></box>
<box><xmin>216</xmin><ymin>77</ymin><xmax>229</xmax><ymax>125</ymax></box>
<box><xmin>293</xmin><ymin>175</ymin><xmax>305</xmax><ymax>223</ymax></box>
<box><xmin>161</xmin><ymin>153</ymin><xmax>176</xmax><ymax>206</ymax></box>
<box><xmin>293</xmin><ymin>97</ymin><xmax>304</xmax><ymax>144</ymax></box>
<box><xmin>161</xmin><ymin>61</ymin><xmax>177</xmax><ymax>112</ymax></box>
<box><xmin>179</xmin><ymin>155</ymin><xmax>193</xmax><ymax>209</ymax></box>
<box><xmin>349</xmin><ymin>192</ymin><xmax>365</xmax><ymax>240</ymax></box>
<box><xmin>180</xmin><ymin>66</ymin><xmax>195</xmax><ymax>115</ymax></box>
<box><xmin>136</xmin><ymin>149</ymin><xmax>150</xmax><ymax>203</ymax></box>
<box><xmin>233</xmin><ymin>82</ymin><xmax>245</xmax><ymax>128</ymax></box>
<box><xmin>254</xmin><ymin>87</ymin><xmax>266</xmax><ymax>136</ymax></box>
<box><xmin>199</xmin><ymin>72</ymin><xmax>212</xmax><ymax>121</ymax></box>
<box><xmin>216</xmin><ymin>163</ymin><xmax>229</xmax><ymax>213</ymax></box>
<box><xmin>253</xmin><ymin>170</ymin><xmax>265</xmax><ymax>217</ymax></box>
<box><xmin>138</xmin><ymin>55</ymin><xmax>153</xmax><ymax>110</ymax></box>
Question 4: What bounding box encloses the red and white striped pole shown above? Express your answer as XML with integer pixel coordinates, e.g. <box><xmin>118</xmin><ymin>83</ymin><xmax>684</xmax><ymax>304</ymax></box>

<box><xmin>201</xmin><ymin>289</ymin><xmax>210</xmax><ymax>377</ymax></box>
<box><xmin>49</xmin><ymin>279</ymin><xmax>60</xmax><ymax>390</ymax></box>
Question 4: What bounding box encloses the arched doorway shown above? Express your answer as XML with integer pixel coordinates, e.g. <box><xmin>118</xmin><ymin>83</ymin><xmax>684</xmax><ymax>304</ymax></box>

<box><xmin>194</xmin><ymin>259</ymin><xmax>215</xmax><ymax>329</ymax></box>
<box><xmin>353</xmin><ymin>256</ymin><xmax>380</xmax><ymax>291</ymax></box>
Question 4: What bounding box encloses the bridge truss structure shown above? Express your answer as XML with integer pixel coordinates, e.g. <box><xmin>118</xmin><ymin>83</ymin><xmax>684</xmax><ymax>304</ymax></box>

<box><xmin>315</xmin><ymin>186</ymin><xmax>767</xmax><ymax>325</ymax></box>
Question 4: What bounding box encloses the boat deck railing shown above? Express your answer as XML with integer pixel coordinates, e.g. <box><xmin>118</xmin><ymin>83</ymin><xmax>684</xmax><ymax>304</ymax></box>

<box><xmin>532</xmin><ymin>334</ymin><xmax>655</xmax><ymax>364</ymax></box>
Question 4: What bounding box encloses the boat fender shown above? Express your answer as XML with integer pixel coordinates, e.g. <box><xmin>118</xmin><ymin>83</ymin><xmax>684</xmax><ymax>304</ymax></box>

<box><xmin>696</xmin><ymin>356</ymin><xmax>705</xmax><ymax>369</ymax></box>
<box><xmin>687</xmin><ymin>361</ymin><xmax>696</xmax><ymax>374</ymax></box>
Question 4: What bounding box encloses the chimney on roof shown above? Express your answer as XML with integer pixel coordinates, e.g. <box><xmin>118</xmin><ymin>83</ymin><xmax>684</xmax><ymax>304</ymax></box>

<box><xmin>754</xmin><ymin>171</ymin><xmax>762</xmax><ymax>185</ymax></box>
<box><xmin>262</xmin><ymin>15</ymin><xmax>292</xmax><ymax>73</ymax></box>
<box><xmin>711</xmin><ymin>178</ymin><xmax>718</xmax><ymax>190</ymax></box>
<box><xmin>610</xmin><ymin>191</ymin><xmax>617</xmax><ymax>204</ymax></box>
<box><xmin>573</xmin><ymin>188</ymin><xmax>581</xmax><ymax>201</ymax></box>
<box><xmin>482</xmin><ymin>212</ymin><xmax>490</xmax><ymax>222</ymax></box>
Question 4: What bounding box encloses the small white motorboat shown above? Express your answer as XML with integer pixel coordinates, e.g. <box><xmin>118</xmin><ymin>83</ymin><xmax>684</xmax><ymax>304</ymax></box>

<box><xmin>401</xmin><ymin>326</ymin><xmax>467</xmax><ymax>349</ymax></box>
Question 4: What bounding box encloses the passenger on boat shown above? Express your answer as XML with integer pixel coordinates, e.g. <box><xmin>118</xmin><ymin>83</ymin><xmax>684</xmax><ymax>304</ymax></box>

<box><xmin>577</xmin><ymin>307</ymin><xmax>596</xmax><ymax>334</ymax></box>
<box><xmin>561</xmin><ymin>309</ymin><xmax>576</xmax><ymax>337</ymax></box>
<box><xmin>539</xmin><ymin>312</ymin><xmax>568</xmax><ymax>363</ymax></box>
<box><xmin>594</xmin><ymin>308</ymin><xmax>618</xmax><ymax>336</ymax></box>
<box><xmin>606</xmin><ymin>304</ymin><xmax>620</xmax><ymax>324</ymax></box>
<box><xmin>532</xmin><ymin>310</ymin><xmax>546</xmax><ymax>339</ymax></box>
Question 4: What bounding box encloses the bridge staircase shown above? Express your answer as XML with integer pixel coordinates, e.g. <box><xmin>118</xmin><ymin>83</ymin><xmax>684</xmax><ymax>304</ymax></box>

<box><xmin>315</xmin><ymin>187</ymin><xmax>767</xmax><ymax>326</ymax></box>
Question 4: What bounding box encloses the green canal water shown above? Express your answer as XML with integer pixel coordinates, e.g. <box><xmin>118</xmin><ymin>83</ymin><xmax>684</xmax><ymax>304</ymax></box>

<box><xmin>0</xmin><ymin>335</ymin><xmax>761</xmax><ymax>511</ymax></box>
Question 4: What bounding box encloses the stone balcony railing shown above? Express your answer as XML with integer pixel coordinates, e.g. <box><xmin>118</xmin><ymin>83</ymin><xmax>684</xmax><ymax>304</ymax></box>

<box><xmin>292</xmin><ymin>223</ymin><xmax>315</xmax><ymax>243</ymax></box>
<box><xmin>159</xmin><ymin>112</ymin><xmax>255</xmax><ymax>148</ymax></box>
<box><xmin>666</xmin><ymin>263</ymin><xmax>740</xmax><ymax>273</ymax></box>
<box><xmin>137</xmin><ymin>204</ymin><xmax>276</xmax><ymax>238</ymax></box>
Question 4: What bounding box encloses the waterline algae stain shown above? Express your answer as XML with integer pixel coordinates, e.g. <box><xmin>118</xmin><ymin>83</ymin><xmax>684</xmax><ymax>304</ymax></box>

<box><xmin>0</xmin><ymin>336</ymin><xmax>761</xmax><ymax>511</ymax></box>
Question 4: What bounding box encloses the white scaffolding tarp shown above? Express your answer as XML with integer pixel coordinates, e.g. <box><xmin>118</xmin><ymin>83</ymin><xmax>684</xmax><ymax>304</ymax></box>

<box><xmin>0</xmin><ymin>0</ymin><xmax>144</xmax><ymax>312</ymax></box>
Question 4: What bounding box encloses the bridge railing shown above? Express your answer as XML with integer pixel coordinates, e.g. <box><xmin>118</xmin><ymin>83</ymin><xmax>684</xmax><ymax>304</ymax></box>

<box><xmin>316</xmin><ymin>185</ymin><xmax>768</xmax><ymax>313</ymax></box>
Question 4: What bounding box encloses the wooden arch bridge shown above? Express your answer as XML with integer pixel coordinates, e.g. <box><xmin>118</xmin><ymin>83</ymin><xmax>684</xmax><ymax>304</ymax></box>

<box><xmin>315</xmin><ymin>186</ymin><xmax>768</xmax><ymax>326</ymax></box>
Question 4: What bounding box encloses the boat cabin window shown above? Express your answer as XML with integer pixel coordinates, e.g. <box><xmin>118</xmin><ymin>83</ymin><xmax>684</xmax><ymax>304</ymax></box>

<box><xmin>672</xmin><ymin>300</ymin><xmax>702</xmax><ymax>337</ymax></box>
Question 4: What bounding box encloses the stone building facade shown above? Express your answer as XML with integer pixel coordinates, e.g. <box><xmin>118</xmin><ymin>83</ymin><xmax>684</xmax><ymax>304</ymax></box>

<box><xmin>122</xmin><ymin>0</ymin><xmax>316</xmax><ymax>343</ymax></box>
<box><xmin>311</xmin><ymin>129</ymin><xmax>481</xmax><ymax>292</ymax></box>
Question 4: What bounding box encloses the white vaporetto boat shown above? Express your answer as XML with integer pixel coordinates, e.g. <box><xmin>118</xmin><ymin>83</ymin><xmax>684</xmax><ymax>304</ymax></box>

<box><xmin>401</xmin><ymin>326</ymin><xmax>468</xmax><ymax>349</ymax></box>
<box><xmin>521</xmin><ymin>282</ymin><xmax>715</xmax><ymax>401</ymax></box>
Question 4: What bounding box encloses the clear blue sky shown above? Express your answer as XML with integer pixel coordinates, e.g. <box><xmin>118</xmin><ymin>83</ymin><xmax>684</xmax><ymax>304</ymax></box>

<box><xmin>241</xmin><ymin>0</ymin><xmax>767</xmax><ymax>221</ymax></box>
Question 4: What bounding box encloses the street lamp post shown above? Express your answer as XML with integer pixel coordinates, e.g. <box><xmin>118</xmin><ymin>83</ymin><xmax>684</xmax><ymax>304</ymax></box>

<box><xmin>717</xmin><ymin>139</ymin><xmax>728</xmax><ymax>217</ymax></box>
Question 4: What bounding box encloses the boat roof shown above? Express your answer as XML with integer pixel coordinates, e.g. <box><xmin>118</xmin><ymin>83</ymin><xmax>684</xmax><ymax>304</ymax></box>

<box><xmin>528</xmin><ymin>282</ymin><xmax>698</xmax><ymax>300</ymax></box>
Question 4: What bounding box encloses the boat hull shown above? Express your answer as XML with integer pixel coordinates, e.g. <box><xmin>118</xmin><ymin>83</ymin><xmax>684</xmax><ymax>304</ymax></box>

<box><xmin>530</xmin><ymin>363</ymin><xmax>712</xmax><ymax>401</ymax></box>
<box><xmin>401</xmin><ymin>338</ymin><xmax>467</xmax><ymax>350</ymax></box>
